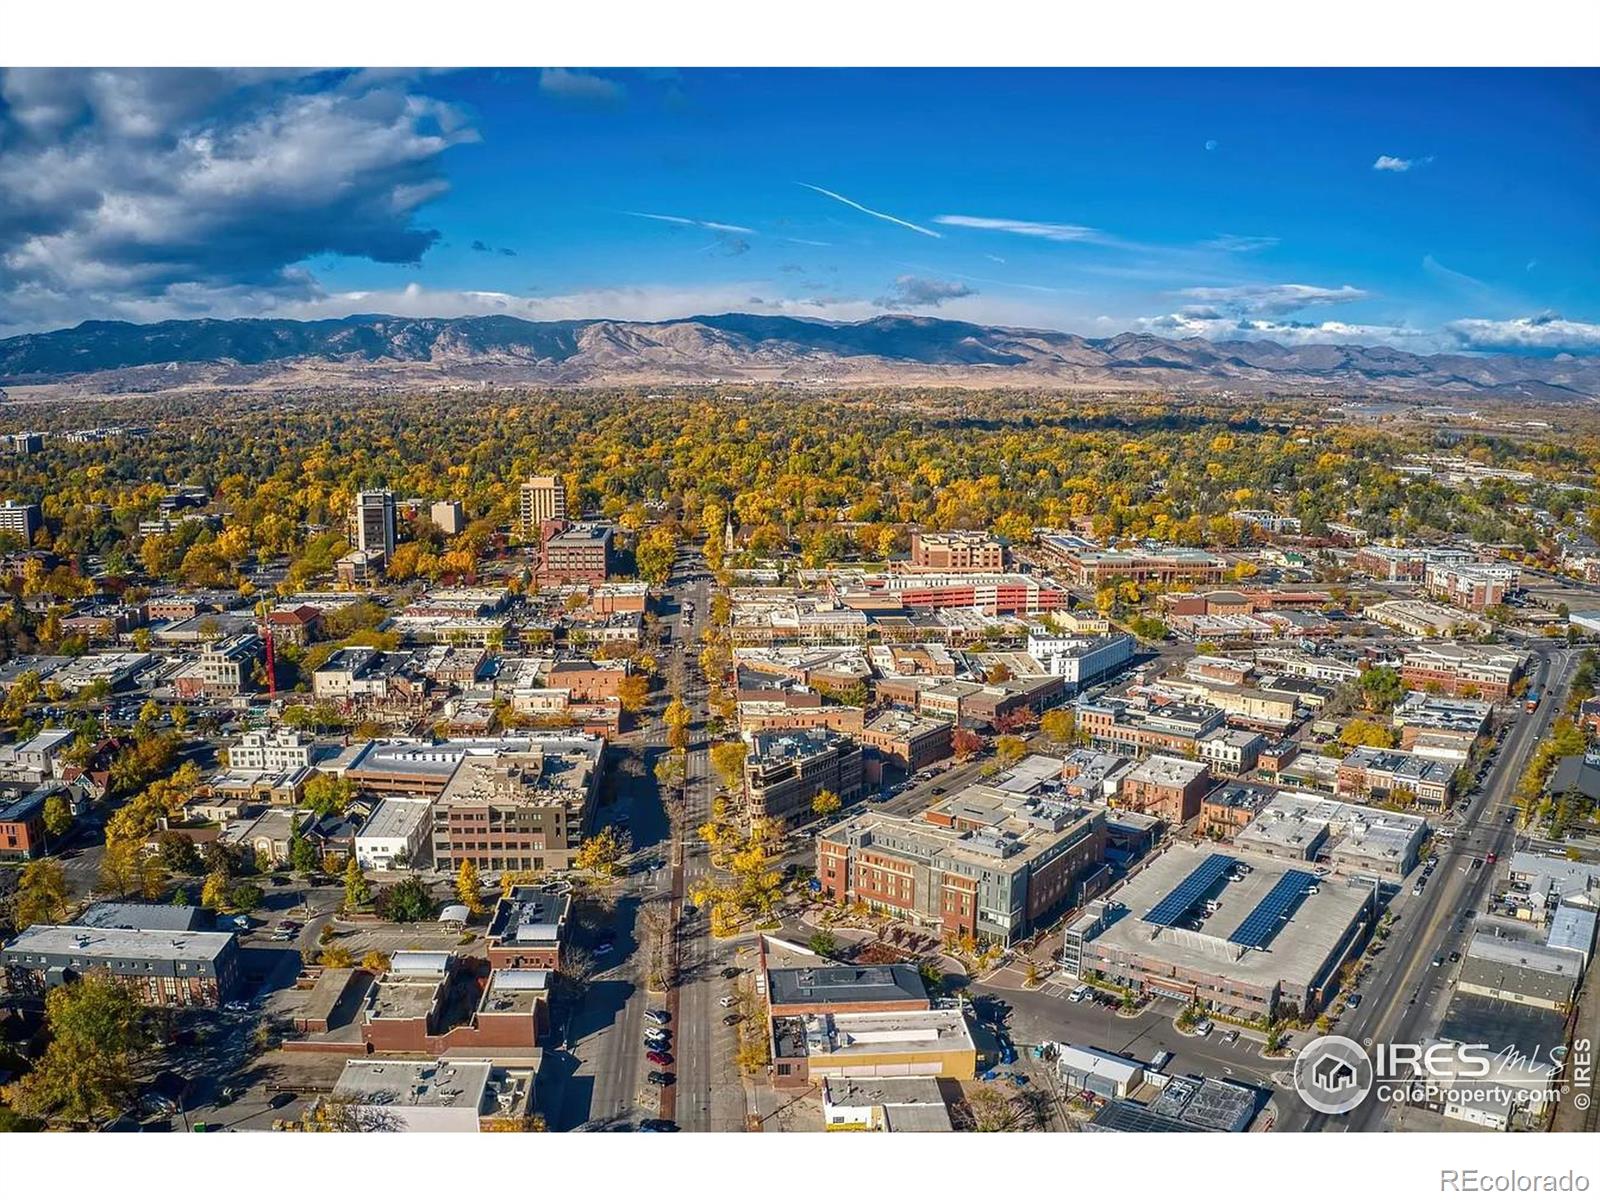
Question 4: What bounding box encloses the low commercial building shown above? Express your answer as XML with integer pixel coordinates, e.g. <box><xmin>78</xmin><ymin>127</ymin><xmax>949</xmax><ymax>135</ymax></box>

<box><xmin>1061</xmin><ymin>843</ymin><xmax>1377</xmax><ymax>1021</ymax></box>
<box><xmin>1336</xmin><ymin>747</ymin><xmax>1456</xmax><ymax>809</ymax></box>
<box><xmin>771</xmin><ymin>1008</ymin><xmax>976</xmax><ymax>1088</ymax></box>
<box><xmin>329</xmin><ymin>1058</ymin><xmax>535</xmax><ymax>1133</ymax></box>
<box><xmin>1055</xmin><ymin>1044</ymin><xmax>1147</xmax><ymax>1099</ymax></box>
<box><xmin>1456</xmin><ymin>926</ymin><xmax>1583</xmax><ymax>1013</ymax></box>
<box><xmin>821</xmin><ymin>1076</ymin><xmax>953</xmax><ymax>1131</ymax></box>
<box><xmin>1393</xmin><ymin>691</ymin><xmax>1493</xmax><ymax>740</ymax></box>
<box><xmin>1197</xmin><ymin>728</ymin><xmax>1266</xmax><ymax>776</ymax></box>
<box><xmin>1232</xmin><ymin>792</ymin><xmax>1429</xmax><ymax>882</ymax></box>
<box><xmin>1364</xmin><ymin>598</ymin><xmax>1482</xmax><ymax>638</ymax></box>
<box><xmin>486</xmin><ymin>886</ymin><xmax>572</xmax><ymax>972</ymax></box>
<box><xmin>2</xmin><ymin>923</ymin><xmax>240</xmax><ymax>1007</ymax></box>
<box><xmin>1052</xmin><ymin>546</ymin><xmax>1226</xmax><ymax>587</ymax></box>
<box><xmin>354</xmin><ymin>798</ymin><xmax>432</xmax><ymax>870</ymax></box>
<box><xmin>1076</xmin><ymin>697</ymin><xmax>1226</xmax><ymax>758</ymax></box>
<box><xmin>0</xmin><ymin>789</ymin><xmax>50</xmax><ymax>861</ymax></box>
<box><xmin>767</xmin><ymin>961</ymin><xmax>930</xmax><ymax>1017</ymax></box>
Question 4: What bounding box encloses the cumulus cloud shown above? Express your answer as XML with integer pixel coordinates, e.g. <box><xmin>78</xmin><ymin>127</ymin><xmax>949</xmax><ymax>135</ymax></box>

<box><xmin>933</xmin><ymin>214</ymin><xmax>1104</xmax><ymax>243</ymax></box>
<box><xmin>799</xmin><ymin>184</ymin><xmax>940</xmax><ymax>238</ymax></box>
<box><xmin>1135</xmin><ymin>310</ymin><xmax>1442</xmax><ymax>350</ymax></box>
<box><xmin>1175</xmin><ymin>283</ymin><xmax>1368</xmax><ymax>318</ymax></box>
<box><xmin>1444</xmin><ymin>312</ymin><xmax>1600</xmax><ymax>354</ymax></box>
<box><xmin>538</xmin><ymin>68</ymin><xmax>625</xmax><ymax>106</ymax></box>
<box><xmin>873</xmin><ymin>275</ymin><xmax>976</xmax><ymax>309</ymax></box>
<box><xmin>0</xmin><ymin>68</ymin><xmax>476</xmax><ymax>333</ymax></box>
<box><xmin>1374</xmin><ymin>154</ymin><xmax>1433</xmax><ymax>172</ymax></box>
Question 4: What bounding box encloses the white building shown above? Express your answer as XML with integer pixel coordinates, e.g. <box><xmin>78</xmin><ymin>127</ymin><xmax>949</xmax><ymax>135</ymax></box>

<box><xmin>227</xmin><ymin>728</ymin><xmax>319</xmax><ymax>773</ymax></box>
<box><xmin>354</xmin><ymin>799</ymin><xmax>433</xmax><ymax>870</ymax></box>
<box><xmin>1024</xmin><ymin>631</ymin><xmax>1134</xmax><ymax>690</ymax></box>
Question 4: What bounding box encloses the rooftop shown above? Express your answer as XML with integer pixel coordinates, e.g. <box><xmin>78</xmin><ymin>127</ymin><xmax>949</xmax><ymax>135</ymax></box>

<box><xmin>767</xmin><ymin>962</ymin><xmax>929</xmax><ymax>1010</ymax></box>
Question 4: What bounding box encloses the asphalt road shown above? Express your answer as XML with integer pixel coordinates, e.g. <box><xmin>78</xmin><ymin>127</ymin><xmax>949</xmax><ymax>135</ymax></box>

<box><xmin>1284</xmin><ymin>642</ymin><xmax>1581</xmax><ymax>1131</ymax></box>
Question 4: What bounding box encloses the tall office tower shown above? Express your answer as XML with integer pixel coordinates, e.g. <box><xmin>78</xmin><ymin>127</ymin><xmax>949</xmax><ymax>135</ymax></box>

<box><xmin>519</xmin><ymin>474</ymin><xmax>567</xmax><ymax>535</ymax></box>
<box><xmin>351</xmin><ymin>489</ymin><xmax>397</xmax><ymax>559</ymax></box>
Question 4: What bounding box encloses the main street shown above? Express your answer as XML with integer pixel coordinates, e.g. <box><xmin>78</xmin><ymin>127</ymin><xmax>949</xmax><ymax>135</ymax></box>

<box><xmin>1283</xmin><ymin>642</ymin><xmax>1583</xmax><ymax>1131</ymax></box>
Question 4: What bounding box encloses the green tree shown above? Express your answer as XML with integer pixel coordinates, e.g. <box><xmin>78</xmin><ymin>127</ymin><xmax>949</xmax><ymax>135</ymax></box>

<box><xmin>709</xmin><ymin>739</ymin><xmax>748</xmax><ymax>791</ymax></box>
<box><xmin>41</xmin><ymin>791</ymin><xmax>73</xmax><ymax>840</ymax></box>
<box><xmin>12</xmin><ymin>859</ymin><xmax>71</xmax><ymax>930</ymax></box>
<box><xmin>373</xmin><ymin>876</ymin><xmax>435</xmax><ymax>923</ymax></box>
<box><xmin>574</xmin><ymin>826</ymin><xmax>631</xmax><ymax>876</ymax></box>
<box><xmin>289</xmin><ymin>829</ymin><xmax>320</xmax><ymax>875</ymax></box>
<box><xmin>6</xmin><ymin>974</ymin><xmax>154</xmax><ymax>1126</ymax></box>
<box><xmin>343</xmin><ymin>858</ymin><xmax>372</xmax><ymax>913</ymax></box>
<box><xmin>303</xmin><ymin>773</ymin><xmax>354</xmax><ymax>817</ymax></box>
<box><xmin>811</xmin><ymin>788</ymin><xmax>842</xmax><ymax>818</ymax></box>
<box><xmin>456</xmin><ymin>860</ymin><xmax>486</xmax><ymax>915</ymax></box>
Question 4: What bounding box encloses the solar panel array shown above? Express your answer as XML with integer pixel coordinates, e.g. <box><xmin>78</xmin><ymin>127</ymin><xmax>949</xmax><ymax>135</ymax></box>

<box><xmin>1143</xmin><ymin>853</ymin><xmax>1235</xmax><ymax>927</ymax></box>
<box><xmin>1228</xmin><ymin>869</ymin><xmax>1319</xmax><ymax>948</ymax></box>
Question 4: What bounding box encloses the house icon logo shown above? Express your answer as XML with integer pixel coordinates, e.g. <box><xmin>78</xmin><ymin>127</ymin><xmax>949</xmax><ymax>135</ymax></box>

<box><xmin>1294</xmin><ymin>1035</ymin><xmax>1373</xmax><ymax>1115</ymax></box>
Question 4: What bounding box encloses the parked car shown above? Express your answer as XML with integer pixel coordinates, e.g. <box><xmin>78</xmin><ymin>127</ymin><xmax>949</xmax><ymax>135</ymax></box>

<box><xmin>723</xmin><ymin>1013</ymin><xmax>741</xmax><ymax>1026</ymax></box>
<box><xmin>645</xmin><ymin>1009</ymin><xmax>671</xmax><ymax>1025</ymax></box>
<box><xmin>1193</xmin><ymin>1019</ymin><xmax>1214</xmax><ymax>1036</ymax></box>
<box><xmin>718</xmin><ymin>995</ymin><xmax>737</xmax><ymax>1008</ymax></box>
<box><xmin>720</xmin><ymin>966</ymin><xmax>741</xmax><ymax>979</ymax></box>
<box><xmin>1149</xmin><ymin>1049</ymin><xmax>1173</xmax><ymax>1071</ymax></box>
<box><xmin>1068</xmin><ymin>985</ymin><xmax>1091</xmax><ymax>1003</ymax></box>
<box><xmin>647</xmin><ymin>1071</ymin><xmax>675</xmax><ymax>1086</ymax></box>
<box><xmin>646</xmin><ymin>1050</ymin><xmax>673</xmax><ymax>1067</ymax></box>
<box><xmin>1222</xmin><ymin>1029</ymin><xmax>1239</xmax><ymax>1045</ymax></box>
<box><xmin>1346</xmin><ymin>993</ymin><xmax>1362</xmax><ymax>1009</ymax></box>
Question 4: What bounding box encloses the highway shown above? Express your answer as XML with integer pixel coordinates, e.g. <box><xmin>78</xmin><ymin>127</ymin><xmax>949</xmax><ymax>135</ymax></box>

<box><xmin>1285</xmin><ymin>642</ymin><xmax>1582</xmax><ymax>1131</ymax></box>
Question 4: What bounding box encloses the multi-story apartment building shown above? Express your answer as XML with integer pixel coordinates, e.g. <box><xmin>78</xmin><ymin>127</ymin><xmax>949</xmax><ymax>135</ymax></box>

<box><xmin>1424</xmin><ymin>562</ymin><xmax>1513</xmax><ymax>612</ymax></box>
<box><xmin>1050</xmin><ymin>546</ymin><xmax>1227</xmax><ymax>587</ymax></box>
<box><xmin>744</xmin><ymin>728</ymin><xmax>864</xmax><ymax>823</ymax></box>
<box><xmin>2</xmin><ymin>917</ymin><xmax>240</xmax><ymax>1007</ymax></box>
<box><xmin>430</xmin><ymin>499</ymin><xmax>465</xmax><ymax>535</ymax></box>
<box><xmin>431</xmin><ymin>740</ymin><xmax>604</xmax><ymax>873</ymax></box>
<box><xmin>0</xmin><ymin>501</ymin><xmax>41</xmax><ymax>543</ymax></box>
<box><xmin>519</xmin><ymin>474</ymin><xmax>567</xmax><ymax>535</ymax></box>
<box><xmin>227</xmin><ymin>728</ymin><xmax>318</xmax><ymax>773</ymax></box>
<box><xmin>908</xmin><ymin>530</ymin><xmax>1004</xmax><ymax>572</ymax></box>
<box><xmin>817</xmin><ymin>786</ymin><xmax>1107</xmax><ymax>945</ymax></box>
<box><xmin>1400</xmin><ymin>643</ymin><xmax>1526</xmax><ymax>701</ymax></box>
<box><xmin>541</xmin><ymin>522</ymin><xmax>614</xmax><ymax>583</ymax></box>
<box><xmin>174</xmin><ymin>632</ymin><xmax>262</xmax><ymax>700</ymax></box>
<box><xmin>351</xmin><ymin>489</ymin><xmax>397</xmax><ymax>561</ymax></box>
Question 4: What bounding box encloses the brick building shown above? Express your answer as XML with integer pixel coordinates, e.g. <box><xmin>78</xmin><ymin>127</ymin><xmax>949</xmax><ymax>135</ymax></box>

<box><xmin>908</xmin><ymin>531</ymin><xmax>1004</xmax><ymax>573</ymax></box>
<box><xmin>1117</xmin><ymin>755</ymin><xmax>1213</xmax><ymax>824</ymax></box>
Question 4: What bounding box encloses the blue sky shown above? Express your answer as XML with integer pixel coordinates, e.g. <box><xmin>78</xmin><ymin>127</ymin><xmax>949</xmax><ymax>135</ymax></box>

<box><xmin>1</xmin><ymin>68</ymin><xmax>1596</xmax><ymax>352</ymax></box>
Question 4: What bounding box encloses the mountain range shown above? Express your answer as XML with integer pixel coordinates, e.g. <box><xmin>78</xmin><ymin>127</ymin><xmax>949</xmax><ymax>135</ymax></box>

<box><xmin>1</xmin><ymin>313</ymin><xmax>1596</xmax><ymax>402</ymax></box>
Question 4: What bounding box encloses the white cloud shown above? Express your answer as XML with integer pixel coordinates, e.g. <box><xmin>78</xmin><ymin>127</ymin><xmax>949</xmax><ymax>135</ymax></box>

<box><xmin>1135</xmin><ymin>310</ymin><xmax>1444</xmax><ymax>350</ymax></box>
<box><xmin>799</xmin><ymin>184</ymin><xmax>940</xmax><ymax>238</ymax></box>
<box><xmin>0</xmin><ymin>69</ymin><xmax>475</xmax><ymax>333</ymax></box>
<box><xmin>933</xmin><ymin>214</ymin><xmax>1104</xmax><ymax>243</ymax></box>
<box><xmin>538</xmin><ymin>68</ymin><xmax>625</xmax><ymax>105</ymax></box>
<box><xmin>1202</xmin><ymin>234</ymin><xmax>1279</xmax><ymax>253</ymax></box>
<box><xmin>1175</xmin><ymin>283</ymin><xmax>1368</xmax><ymax>318</ymax></box>
<box><xmin>873</xmin><ymin>275</ymin><xmax>976</xmax><ymax>309</ymax></box>
<box><xmin>1374</xmin><ymin>154</ymin><xmax>1434</xmax><ymax>172</ymax></box>
<box><xmin>1444</xmin><ymin>313</ymin><xmax>1600</xmax><ymax>353</ymax></box>
<box><xmin>625</xmin><ymin>211</ymin><xmax>755</xmax><ymax>235</ymax></box>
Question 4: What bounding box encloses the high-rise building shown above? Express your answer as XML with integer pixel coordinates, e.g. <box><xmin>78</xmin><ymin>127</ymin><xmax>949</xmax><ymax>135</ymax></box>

<box><xmin>519</xmin><ymin>474</ymin><xmax>566</xmax><ymax>535</ymax></box>
<box><xmin>430</xmin><ymin>499</ymin><xmax>465</xmax><ymax>536</ymax></box>
<box><xmin>0</xmin><ymin>501</ymin><xmax>41</xmax><ymax>543</ymax></box>
<box><xmin>351</xmin><ymin>490</ymin><xmax>397</xmax><ymax>560</ymax></box>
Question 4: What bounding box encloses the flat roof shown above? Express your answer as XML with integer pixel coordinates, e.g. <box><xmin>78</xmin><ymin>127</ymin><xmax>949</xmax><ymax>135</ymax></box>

<box><xmin>767</xmin><ymin>962</ymin><xmax>928</xmax><ymax>1009</ymax></box>
<box><xmin>334</xmin><ymin>1059</ymin><xmax>491</xmax><ymax>1110</ymax></box>
<box><xmin>357</xmin><ymin>797</ymin><xmax>432</xmax><ymax>843</ymax></box>
<box><xmin>3</xmin><ymin>924</ymin><xmax>235</xmax><ymax>964</ymax></box>
<box><xmin>1078</xmin><ymin>843</ymin><xmax>1371</xmax><ymax>992</ymax></box>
